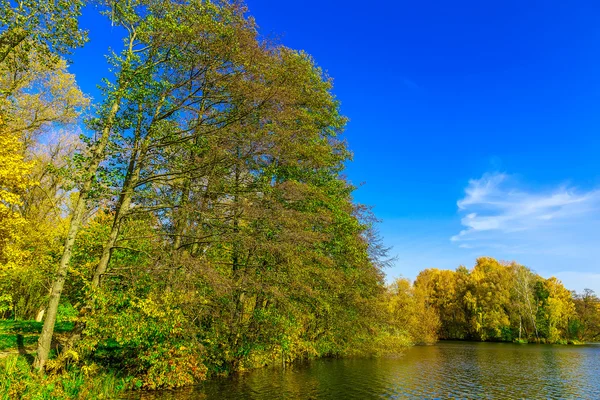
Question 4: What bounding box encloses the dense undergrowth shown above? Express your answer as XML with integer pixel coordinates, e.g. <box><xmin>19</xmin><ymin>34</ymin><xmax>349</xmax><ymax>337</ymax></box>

<box><xmin>0</xmin><ymin>354</ymin><xmax>127</xmax><ymax>400</ymax></box>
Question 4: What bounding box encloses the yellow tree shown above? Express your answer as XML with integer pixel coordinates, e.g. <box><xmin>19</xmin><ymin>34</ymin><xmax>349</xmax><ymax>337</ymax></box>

<box><xmin>465</xmin><ymin>258</ymin><xmax>512</xmax><ymax>340</ymax></box>
<box><xmin>0</xmin><ymin>49</ymin><xmax>88</xmax><ymax>319</ymax></box>
<box><xmin>0</xmin><ymin>129</ymin><xmax>32</xmax><ymax>268</ymax></box>
<box><xmin>543</xmin><ymin>277</ymin><xmax>576</xmax><ymax>343</ymax></box>
<box><xmin>415</xmin><ymin>268</ymin><xmax>467</xmax><ymax>339</ymax></box>
<box><xmin>387</xmin><ymin>278</ymin><xmax>440</xmax><ymax>344</ymax></box>
<box><xmin>0</xmin><ymin>2</ymin><xmax>87</xmax><ymax>322</ymax></box>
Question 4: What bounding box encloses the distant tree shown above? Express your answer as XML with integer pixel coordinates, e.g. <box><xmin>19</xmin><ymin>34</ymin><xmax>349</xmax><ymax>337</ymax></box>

<box><xmin>387</xmin><ymin>278</ymin><xmax>440</xmax><ymax>344</ymax></box>
<box><xmin>540</xmin><ymin>277</ymin><xmax>576</xmax><ymax>343</ymax></box>
<box><xmin>0</xmin><ymin>0</ymin><xmax>87</xmax><ymax>325</ymax></box>
<box><xmin>572</xmin><ymin>289</ymin><xmax>600</xmax><ymax>342</ymax></box>
<box><xmin>415</xmin><ymin>268</ymin><xmax>468</xmax><ymax>339</ymax></box>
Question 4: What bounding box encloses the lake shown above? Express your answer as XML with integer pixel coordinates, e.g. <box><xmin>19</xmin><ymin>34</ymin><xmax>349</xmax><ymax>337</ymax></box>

<box><xmin>128</xmin><ymin>341</ymin><xmax>600</xmax><ymax>399</ymax></box>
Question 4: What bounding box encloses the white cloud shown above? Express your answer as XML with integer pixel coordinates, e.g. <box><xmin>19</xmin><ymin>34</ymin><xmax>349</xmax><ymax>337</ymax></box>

<box><xmin>448</xmin><ymin>172</ymin><xmax>600</xmax><ymax>291</ymax></box>
<box><xmin>452</xmin><ymin>173</ymin><xmax>600</xmax><ymax>245</ymax></box>
<box><xmin>380</xmin><ymin>173</ymin><xmax>600</xmax><ymax>294</ymax></box>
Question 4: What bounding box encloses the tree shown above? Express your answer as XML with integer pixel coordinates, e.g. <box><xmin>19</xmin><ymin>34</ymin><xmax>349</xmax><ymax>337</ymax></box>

<box><xmin>0</xmin><ymin>130</ymin><xmax>31</xmax><ymax>270</ymax></box>
<box><xmin>540</xmin><ymin>277</ymin><xmax>576</xmax><ymax>343</ymax></box>
<box><xmin>88</xmin><ymin>0</ymin><xmax>269</xmax><ymax>288</ymax></box>
<box><xmin>0</xmin><ymin>0</ymin><xmax>86</xmax><ymax>65</ymax></box>
<box><xmin>415</xmin><ymin>268</ymin><xmax>468</xmax><ymax>339</ymax></box>
<box><xmin>509</xmin><ymin>263</ymin><xmax>539</xmax><ymax>340</ymax></box>
<box><xmin>573</xmin><ymin>289</ymin><xmax>600</xmax><ymax>342</ymax></box>
<box><xmin>34</xmin><ymin>0</ymin><xmax>165</xmax><ymax>371</ymax></box>
<box><xmin>0</xmin><ymin>0</ymin><xmax>87</xmax><ymax>324</ymax></box>
<box><xmin>386</xmin><ymin>278</ymin><xmax>440</xmax><ymax>345</ymax></box>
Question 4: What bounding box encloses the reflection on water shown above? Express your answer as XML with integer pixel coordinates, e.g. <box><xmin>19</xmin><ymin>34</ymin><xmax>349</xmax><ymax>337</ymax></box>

<box><xmin>127</xmin><ymin>342</ymin><xmax>600</xmax><ymax>399</ymax></box>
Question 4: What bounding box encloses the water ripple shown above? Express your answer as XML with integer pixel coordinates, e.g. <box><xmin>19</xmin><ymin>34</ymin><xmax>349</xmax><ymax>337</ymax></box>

<box><xmin>127</xmin><ymin>342</ymin><xmax>600</xmax><ymax>400</ymax></box>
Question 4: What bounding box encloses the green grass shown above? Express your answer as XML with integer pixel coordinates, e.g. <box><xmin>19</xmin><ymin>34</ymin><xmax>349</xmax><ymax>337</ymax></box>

<box><xmin>0</xmin><ymin>354</ymin><xmax>126</xmax><ymax>400</ymax></box>
<box><xmin>0</xmin><ymin>320</ymin><xmax>129</xmax><ymax>399</ymax></box>
<box><xmin>0</xmin><ymin>334</ymin><xmax>37</xmax><ymax>352</ymax></box>
<box><xmin>0</xmin><ymin>320</ymin><xmax>74</xmax><ymax>352</ymax></box>
<box><xmin>0</xmin><ymin>320</ymin><xmax>74</xmax><ymax>335</ymax></box>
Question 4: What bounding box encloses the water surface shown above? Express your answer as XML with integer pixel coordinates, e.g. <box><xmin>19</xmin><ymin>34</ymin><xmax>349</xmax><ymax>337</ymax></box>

<box><xmin>130</xmin><ymin>341</ymin><xmax>600</xmax><ymax>399</ymax></box>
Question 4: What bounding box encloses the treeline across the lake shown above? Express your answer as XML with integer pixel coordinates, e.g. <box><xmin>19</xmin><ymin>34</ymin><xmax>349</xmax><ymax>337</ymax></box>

<box><xmin>409</xmin><ymin>257</ymin><xmax>600</xmax><ymax>344</ymax></box>
<box><xmin>0</xmin><ymin>0</ymin><xmax>434</xmax><ymax>397</ymax></box>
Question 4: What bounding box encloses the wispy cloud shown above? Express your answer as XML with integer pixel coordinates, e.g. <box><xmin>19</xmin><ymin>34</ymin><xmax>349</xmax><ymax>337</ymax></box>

<box><xmin>452</xmin><ymin>173</ymin><xmax>600</xmax><ymax>245</ymax></box>
<box><xmin>379</xmin><ymin>175</ymin><xmax>600</xmax><ymax>292</ymax></box>
<box><xmin>449</xmin><ymin>172</ymin><xmax>600</xmax><ymax>291</ymax></box>
<box><xmin>400</xmin><ymin>77</ymin><xmax>420</xmax><ymax>90</ymax></box>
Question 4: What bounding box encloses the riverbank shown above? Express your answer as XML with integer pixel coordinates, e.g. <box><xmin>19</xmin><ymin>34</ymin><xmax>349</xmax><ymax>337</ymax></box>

<box><xmin>3</xmin><ymin>316</ymin><xmax>596</xmax><ymax>399</ymax></box>
<box><xmin>0</xmin><ymin>354</ymin><xmax>127</xmax><ymax>399</ymax></box>
<box><xmin>4</xmin><ymin>338</ymin><xmax>599</xmax><ymax>399</ymax></box>
<box><xmin>0</xmin><ymin>320</ymin><xmax>127</xmax><ymax>399</ymax></box>
<box><xmin>122</xmin><ymin>341</ymin><xmax>600</xmax><ymax>399</ymax></box>
<box><xmin>437</xmin><ymin>337</ymin><xmax>586</xmax><ymax>345</ymax></box>
<box><xmin>0</xmin><ymin>319</ymin><xmax>415</xmax><ymax>399</ymax></box>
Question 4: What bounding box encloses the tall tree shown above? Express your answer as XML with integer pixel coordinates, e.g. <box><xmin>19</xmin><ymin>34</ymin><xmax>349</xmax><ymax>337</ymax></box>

<box><xmin>34</xmin><ymin>0</ymin><xmax>173</xmax><ymax>370</ymax></box>
<box><xmin>0</xmin><ymin>0</ymin><xmax>87</xmax><ymax>324</ymax></box>
<box><xmin>510</xmin><ymin>263</ymin><xmax>539</xmax><ymax>340</ymax></box>
<box><xmin>89</xmin><ymin>0</ymin><xmax>268</xmax><ymax>288</ymax></box>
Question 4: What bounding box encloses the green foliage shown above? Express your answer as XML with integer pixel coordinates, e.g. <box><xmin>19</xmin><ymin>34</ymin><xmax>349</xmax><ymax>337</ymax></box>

<box><xmin>0</xmin><ymin>0</ymin><xmax>86</xmax><ymax>83</ymax></box>
<box><xmin>571</xmin><ymin>289</ymin><xmax>600</xmax><ymax>342</ymax></box>
<box><xmin>57</xmin><ymin>304</ymin><xmax>78</xmax><ymax>324</ymax></box>
<box><xmin>2</xmin><ymin>0</ymin><xmax>596</xmax><ymax>393</ymax></box>
<box><xmin>81</xmin><ymin>288</ymin><xmax>208</xmax><ymax>389</ymax></box>
<box><xmin>0</xmin><ymin>294</ymin><xmax>11</xmax><ymax>315</ymax></box>
<box><xmin>5</xmin><ymin>0</ymin><xmax>409</xmax><ymax>393</ymax></box>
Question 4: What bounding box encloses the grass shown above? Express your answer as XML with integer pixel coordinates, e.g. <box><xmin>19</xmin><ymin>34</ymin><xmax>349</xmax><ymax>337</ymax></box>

<box><xmin>0</xmin><ymin>320</ymin><xmax>74</xmax><ymax>352</ymax></box>
<box><xmin>0</xmin><ymin>335</ymin><xmax>37</xmax><ymax>352</ymax></box>
<box><xmin>0</xmin><ymin>320</ymin><xmax>131</xmax><ymax>399</ymax></box>
<box><xmin>0</xmin><ymin>354</ymin><xmax>126</xmax><ymax>400</ymax></box>
<box><xmin>0</xmin><ymin>320</ymin><xmax>74</xmax><ymax>335</ymax></box>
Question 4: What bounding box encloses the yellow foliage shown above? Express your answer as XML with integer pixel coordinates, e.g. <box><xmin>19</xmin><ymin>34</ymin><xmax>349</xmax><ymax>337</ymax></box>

<box><xmin>0</xmin><ymin>128</ymin><xmax>33</xmax><ymax>267</ymax></box>
<box><xmin>0</xmin><ymin>48</ymin><xmax>89</xmax><ymax>143</ymax></box>
<box><xmin>0</xmin><ymin>41</ymin><xmax>87</xmax><ymax>318</ymax></box>
<box><xmin>45</xmin><ymin>349</ymin><xmax>80</xmax><ymax>374</ymax></box>
<box><xmin>386</xmin><ymin>278</ymin><xmax>440</xmax><ymax>345</ymax></box>
<box><xmin>544</xmin><ymin>277</ymin><xmax>576</xmax><ymax>342</ymax></box>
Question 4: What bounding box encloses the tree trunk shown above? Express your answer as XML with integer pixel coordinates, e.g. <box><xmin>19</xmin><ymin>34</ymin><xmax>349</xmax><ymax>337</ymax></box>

<box><xmin>91</xmin><ymin>153</ymin><xmax>138</xmax><ymax>288</ymax></box>
<box><xmin>34</xmin><ymin>98</ymin><xmax>122</xmax><ymax>372</ymax></box>
<box><xmin>91</xmin><ymin>145</ymin><xmax>142</xmax><ymax>287</ymax></box>
<box><xmin>35</xmin><ymin>308</ymin><xmax>45</xmax><ymax>323</ymax></box>
<box><xmin>91</xmin><ymin>99</ymin><xmax>166</xmax><ymax>287</ymax></box>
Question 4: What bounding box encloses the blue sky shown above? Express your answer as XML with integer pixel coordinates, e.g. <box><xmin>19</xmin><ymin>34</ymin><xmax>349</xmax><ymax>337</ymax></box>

<box><xmin>69</xmin><ymin>1</ymin><xmax>600</xmax><ymax>292</ymax></box>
